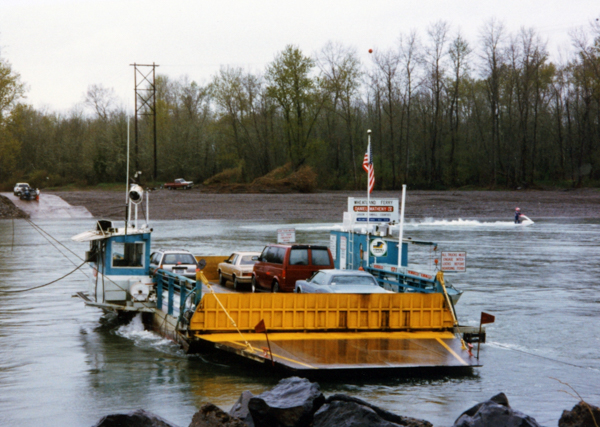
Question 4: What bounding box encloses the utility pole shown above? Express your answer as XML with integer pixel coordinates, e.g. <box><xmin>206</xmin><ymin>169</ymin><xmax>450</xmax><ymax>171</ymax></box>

<box><xmin>130</xmin><ymin>63</ymin><xmax>159</xmax><ymax>180</ymax></box>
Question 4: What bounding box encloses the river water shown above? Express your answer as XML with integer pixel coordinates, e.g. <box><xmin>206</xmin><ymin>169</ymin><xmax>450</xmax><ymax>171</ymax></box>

<box><xmin>0</xmin><ymin>216</ymin><xmax>599</xmax><ymax>426</ymax></box>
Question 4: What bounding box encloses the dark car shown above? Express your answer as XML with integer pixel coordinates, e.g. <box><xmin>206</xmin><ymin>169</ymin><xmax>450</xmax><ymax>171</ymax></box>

<box><xmin>251</xmin><ymin>244</ymin><xmax>334</xmax><ymax>293</ymax></box>
<box><xmin>18</xmin><ymin>185</ymin><xmax>40</xmax><ymax>201</ymax></box>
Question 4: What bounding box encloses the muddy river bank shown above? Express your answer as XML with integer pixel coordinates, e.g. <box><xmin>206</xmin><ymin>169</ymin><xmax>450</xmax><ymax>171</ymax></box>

<box><xmin>43</xmin><ymin>188</ymin><xmax>600</xmax><ymax>221</ymax></box>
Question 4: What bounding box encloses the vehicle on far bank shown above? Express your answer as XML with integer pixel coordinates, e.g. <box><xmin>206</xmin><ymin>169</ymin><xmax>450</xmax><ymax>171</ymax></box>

<box><xmin>149</xmin><ymin>248</ymin><xmax>198</xmax><ymax>279</ymax></box>
<box><xmin>217</xmin><ymin>251</ymin><xmax>261</xmax><ymax>291</ymax></box>
<box><xmin>252</xmin><ymin>244</ymin><xmax>334</xmax><ymax>293</ymax></box>
<box><xmin>18</xmin><ymin>185</ymin><xmax>40</xmax><ymax>201</ymax></box>
<box><xmin>294</xmin><ymin>269</ymin><xmax>392</xmax><ymax>294</ymax></box>
<box><xmin>14</xmin><ymin>183</ymin><xmax>30</xmax><ymax>196</ymax></box>
<box><xmin>164</xmin><ymin>178</ymin><xmax>193</xmax><ymax>190</ymax></box>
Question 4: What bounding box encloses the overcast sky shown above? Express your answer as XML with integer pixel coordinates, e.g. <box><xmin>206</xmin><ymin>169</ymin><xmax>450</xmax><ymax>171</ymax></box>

<box><xmin>1</xmin><ymin>0</ymin><xmax>598</xmax><ymax>113</ymax></box>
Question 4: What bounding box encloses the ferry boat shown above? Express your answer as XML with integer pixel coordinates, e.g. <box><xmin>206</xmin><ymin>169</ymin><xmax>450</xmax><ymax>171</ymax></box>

<box><xmin>72</xmin><ymin>185</ymin><xmax>482</xmax><ymax>376</ymax></box>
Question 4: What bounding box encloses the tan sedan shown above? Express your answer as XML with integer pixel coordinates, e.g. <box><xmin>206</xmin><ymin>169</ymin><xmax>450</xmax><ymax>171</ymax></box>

<box><xmin>217</xmin><ymin>251</ymin><xmax>260</xmax><ymax>291</ymax></box>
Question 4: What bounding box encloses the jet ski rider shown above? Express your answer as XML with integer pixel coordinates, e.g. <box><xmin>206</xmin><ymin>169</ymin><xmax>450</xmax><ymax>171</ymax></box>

<box><xmin>514</xmin><ymin>207</ymin><xmax>522</xmax><ymax>224</ymax></box>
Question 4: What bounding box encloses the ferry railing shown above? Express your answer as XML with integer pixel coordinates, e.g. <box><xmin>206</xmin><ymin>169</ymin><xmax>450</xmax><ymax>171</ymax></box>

<box><xmin>366</xmin><ymin>266</ymin><xmax>439</xmax><ymax>293</ymax></box>
<box><xmin>151</xmin><ymin>268</ymin><xmax>203</xmax><ymax>323</ymax></box>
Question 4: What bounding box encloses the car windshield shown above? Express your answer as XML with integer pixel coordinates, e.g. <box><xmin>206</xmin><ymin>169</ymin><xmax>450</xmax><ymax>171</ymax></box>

<box><xmin>309</xmin><ymin>271</ymin><xmax>327</xmax><ymax>285</ymax></box>
<box><xmin>163</xmin><ymin>254</ymin><xmax>196</xmax><ymax>265</ymax></box>
<box><xmin>239</xmin><ymin>255</ymin><xmax>257</xmax><ymax>265</ymax></box>
<box><xmin>330</xmin><ymin>275</ymin><xmax>377</xmax><ymax>286</ymax></box>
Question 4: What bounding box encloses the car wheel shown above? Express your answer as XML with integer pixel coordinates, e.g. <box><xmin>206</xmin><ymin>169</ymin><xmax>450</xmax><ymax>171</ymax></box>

<box><xmin>272</xmin><ymin>281</ymin><xmax>280</xmax><ymax>293</ymax></box>
<box><xmin>251</xmin><ymin>276</ymin><xmax>257</xmax><ymax>293</ymax></box>
<box><xmin>296</xmin><ymin>287</ymin><xmax>302</xmax><ymax>293</ymax></box>
<box><xmin>233</xmin><ymin>276</ymin><xmax>240</xmax><ymax>292</ymax></box>
<box><xmin>219</xmin><ymin>272</ymin><xmax>227</xmax><ymax>286</ymax></box>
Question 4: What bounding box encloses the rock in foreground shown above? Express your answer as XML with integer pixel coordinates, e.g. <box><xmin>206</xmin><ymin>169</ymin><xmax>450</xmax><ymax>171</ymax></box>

<box><xmin>454</xmin><ymin>393</ymin><xmax>541</xmax><ymax>427</ymax></box>
<box><xmin>559</xmin><ymin>401</ymin><xmax>600</xmax><ymax>427</ymax></box>
<box><xmin>247</xmin><ymin>377</ymin><xmax>325</xmax><ymax>426</ymax></box>
<box><xmin>93</xmin><ymin>409</ymin><xmax>179</xmax><ymax>427</ymax></box>
<box><xmin>189</xmin><ymin>403</ymin><xmax>246</xmax><ymax>427</ymax></box>
<box><xmin>91</xmin><ymin>380</ymin><xmax>595</xmax><ymax>427</ymax></box>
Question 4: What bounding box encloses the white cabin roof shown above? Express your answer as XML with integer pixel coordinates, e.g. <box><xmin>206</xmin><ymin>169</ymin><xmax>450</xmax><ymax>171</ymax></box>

<box><xmin>71</xmin><ymin>227</ymin><xmax>150</xmax><ymax>242</ymax></box>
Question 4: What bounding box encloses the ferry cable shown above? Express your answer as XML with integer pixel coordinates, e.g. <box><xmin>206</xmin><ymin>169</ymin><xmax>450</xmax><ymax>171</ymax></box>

<box><xmin>25</xmin><ymin>218</ymin><xmax>84</xmax><ymax>263</ymax></box>
<box><xmin>493</xmin><ymin>343</ymin><xmax>600</xmax><ymax>372</ymax></box>
<box><xmin>0</xmin><ymin>261</ymin><xmax>87</xmax><ymax>293</ymax></box>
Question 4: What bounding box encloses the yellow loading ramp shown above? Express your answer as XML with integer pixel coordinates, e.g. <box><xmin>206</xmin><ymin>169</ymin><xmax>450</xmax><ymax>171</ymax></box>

<box><xmin>189</xmin><ymin>293</ymin><xmax>480</xmax><ymax>372</ymax></box>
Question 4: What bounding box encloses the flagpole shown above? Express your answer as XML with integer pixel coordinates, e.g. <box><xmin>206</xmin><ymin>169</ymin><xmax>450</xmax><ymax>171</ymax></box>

<box><xmin>366</xmin><ymin>129</ymin><xmax>371</xmax><ymax>268</ymax></box>
<box><xmin>398</xmin><ymin>184</ymin><xmax>406</xmax><ymax>268</ymax></box>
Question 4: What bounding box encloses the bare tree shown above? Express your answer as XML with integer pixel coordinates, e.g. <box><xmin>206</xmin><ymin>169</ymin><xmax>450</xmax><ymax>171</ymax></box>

<box><xmin>84</xmin><ymin>84</ymin><xmax>116</xmax><ymax>120</ymax></box>
<box><xmin>371</xmin><ymin>47</ymin><xmax>401</xmax><ymax>188</ymax></box>
<box><xmin>398</xmin><ymin>30</ymin><xmax>421</xmax><ymax>184</ymax></box>
<box><xmin>448</xmin><ymin>31</ymin><xmax>472</xmax><ymax>185</ymax></box>
<box><xmin>479</xmin><ymin>18</ymin><xmax>506</xmax><ymax>186</ymax></box>
<box><xmin>424</xmin><ymin>20</ymin><xmax>450</xmax><ymax>182</ymax></box>
<box><xmin>317</xmin><ymin>41</ymin><xmax>363</xmax><ymax>187</ymax></box>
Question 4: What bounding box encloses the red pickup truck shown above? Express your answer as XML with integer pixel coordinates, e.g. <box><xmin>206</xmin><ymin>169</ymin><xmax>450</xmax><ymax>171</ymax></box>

<box><xmin>164</xmin><ymin>178</ymin><xmax>193</xmax><ymax>190</ymax></box>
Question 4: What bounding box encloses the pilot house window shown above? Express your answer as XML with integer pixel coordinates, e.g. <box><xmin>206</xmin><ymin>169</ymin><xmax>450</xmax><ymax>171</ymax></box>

<box><xmin>112</xmin><ymin>242</ymin><xmax>144</xmax><ymax>268</ymax></box>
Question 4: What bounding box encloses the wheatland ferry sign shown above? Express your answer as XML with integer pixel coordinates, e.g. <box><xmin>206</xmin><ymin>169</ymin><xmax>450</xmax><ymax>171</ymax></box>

<box><xmin>347</xmin><ymin>198</ymin><xmax>399</xmax><ymax>224</ymax></box>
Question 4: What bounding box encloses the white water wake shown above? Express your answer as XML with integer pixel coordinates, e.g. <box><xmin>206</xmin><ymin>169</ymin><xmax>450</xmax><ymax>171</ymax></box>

<box><xmin>403</xmin><ymin>218</ymin><xmax>534</xmax><ymax>228</ymax></box>
<box><xmin>116</xmin><ymin>314</ymin><xmax>179</xmax><ymax>353</ymax></box>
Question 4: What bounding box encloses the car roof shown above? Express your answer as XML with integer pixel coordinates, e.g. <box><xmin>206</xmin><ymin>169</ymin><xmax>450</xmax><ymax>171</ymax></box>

<box><xmin>316</xmin><ymin>269</ymin><xmax>374</xmax><ymax>277</ymax></box>
<box><xmin>263</xmin><ymin>244</ymin><xmax>328</xmax><ymax>249</ymax></box>
<box><xmin>155</xmin><ymin>248</ymin><xmax>194</xmax><ymax>254</ymax></box>
<box><xmin>231</xmin><ymin>251</ymin><xmax>261</xmax><ymax>256</ymax></box>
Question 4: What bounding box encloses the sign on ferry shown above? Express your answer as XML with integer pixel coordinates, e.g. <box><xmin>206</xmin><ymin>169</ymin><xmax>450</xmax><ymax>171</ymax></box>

<box><xmin>277</xmin><ymin>228</ymin><xmax>296</xmax><ymax>244</ymax></box>
<box><xmin>441</xmin><ymin>251</ymin><xmax>467</xmax><ymax>272</ymax></box>
<box><xmin>347</xmin><ymin>198</ymin><xmax>399</xmax><ymax>223</ymax></box>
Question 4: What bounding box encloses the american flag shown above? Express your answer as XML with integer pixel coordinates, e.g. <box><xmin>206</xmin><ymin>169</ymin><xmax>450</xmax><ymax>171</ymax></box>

<box><xmin>363</xmin><ymin>140</ymin><xmax>375</xmax><ymax>193</ymax></box>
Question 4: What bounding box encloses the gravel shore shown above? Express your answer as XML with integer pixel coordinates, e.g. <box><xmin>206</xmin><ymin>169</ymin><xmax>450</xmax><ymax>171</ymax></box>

<box><xmin>46</xmin><ymin>188</ymin><xmax>600</xmax><ymax>221</ymax></box>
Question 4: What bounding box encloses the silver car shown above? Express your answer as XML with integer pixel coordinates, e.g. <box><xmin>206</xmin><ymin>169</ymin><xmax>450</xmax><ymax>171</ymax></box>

<box><xmin>150</xmin><ymin>249</ymin><xmax>198</xmax><ymax>279</ymax></box>
<box><xmin>14</xmin><ymin>183</ymin><xmax>29</xmax><ymax>196</ymax></box>
<box><xmin>294</xmin><ymin>269</ymin><xmax>392</xmax><ymax>294</ymax></box>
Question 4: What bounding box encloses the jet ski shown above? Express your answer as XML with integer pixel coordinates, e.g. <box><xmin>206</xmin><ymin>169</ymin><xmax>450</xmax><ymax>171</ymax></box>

<box><xmin>516</xmin><ymin>214</ymin><xmax>534</xmax><ymax>226</ymax></box>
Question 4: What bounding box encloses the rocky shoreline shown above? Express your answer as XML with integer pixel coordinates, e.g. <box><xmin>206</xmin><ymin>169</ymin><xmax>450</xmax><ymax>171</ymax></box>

<box><xmin>92</xmin><ymin>376</ymin><xmax>598</xmax><ymax>427</ymax></box>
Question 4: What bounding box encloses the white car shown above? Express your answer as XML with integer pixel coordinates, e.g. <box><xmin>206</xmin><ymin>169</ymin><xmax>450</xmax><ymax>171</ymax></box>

<box><xmin>218</xmin><ymin>251</ymin><xmax>260</xmax><ymax>291</ymax></box>
<box><xmin>150</xmin><ymin>249</ymin><xmax>198</xmax><ymax>279</ymax></box>
<box><xmin>14</xmin><ymin>183</ymin><xmax>30</xmax><ymax>196</ymax></box>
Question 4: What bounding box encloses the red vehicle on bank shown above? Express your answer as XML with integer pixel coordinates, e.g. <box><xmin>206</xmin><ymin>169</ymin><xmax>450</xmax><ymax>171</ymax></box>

<box><xmin>251</xmin><ymin>244</ymin><xmax>334</xmax><ymax>293</ymax></box>
<box><xmin>164</xmin><ymin>178</ymin><xmax>193</xmax><ymax>190</ymax></box>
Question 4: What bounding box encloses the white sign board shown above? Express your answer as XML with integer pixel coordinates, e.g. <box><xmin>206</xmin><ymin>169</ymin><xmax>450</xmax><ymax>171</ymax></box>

<box><xmin>277</xmin><ymin>228</ymin><xmax>296</xmax><ymax>244</ymax></box>
<box><xmin>441</xmin><ymin>251</ymin><xmax>467</xmax><ymax>272</ymax></box>
<box><xmin>342</xmin><ymin>212</ymin><xmax>353</xmax><ymax>229</ymax></box>
<box><xmin>329</xmin><ymin>234</ymin><xmax>337</xmax><ymax>261</ymax></box>
<box><xmin>340</xmin><ymin>236</ymin><xmax>347</xmax><ymax>270</ymax></box>
<box><xmin>347</xmin><ymin>198</ymin><xmax>399</xmax><ymax>224</ymax></box>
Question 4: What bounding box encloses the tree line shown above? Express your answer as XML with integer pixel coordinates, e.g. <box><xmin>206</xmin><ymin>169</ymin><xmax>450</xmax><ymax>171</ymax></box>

<box><xmin>1</xmin><ymin>18</ymin><xmax>599</xmax><ymax>191</ymax></box>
